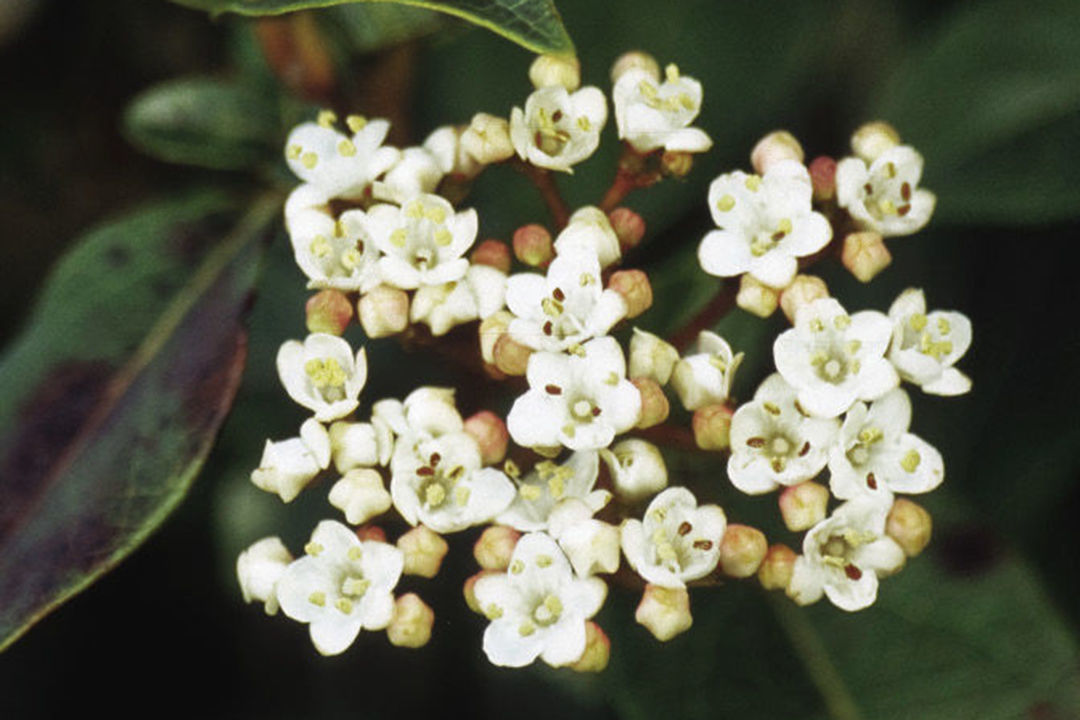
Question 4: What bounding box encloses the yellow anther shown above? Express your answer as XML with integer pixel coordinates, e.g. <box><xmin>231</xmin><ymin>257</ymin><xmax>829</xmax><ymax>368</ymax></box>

<box><xmin>519</xmin><ymin>484</ymin><xmax>542</xmax><ymax>501</ymax></box>
<box><xmin>347</xmin><ymin>547</ymin><xmax>363</xmax><ymax>561</ymax></box>
<box><xmin>541</xmin><ymin>297</ymin><xmax>564</xmax><ymax>317</ymax></box>
<box><xmin>580</xmin><ymin>272</ymin><xmax>596</xmax><ymax>286</ymax></box>
<box><xmin>484</xmin><ymin>604</ymin><xmax>504</xmax><ymax>620</ymax></box>
<box><xmin>536</xmin><ymin>554</ymin><xmax>553</xmax><ymax>568</ymax></box>
<box><xmin>337</xmin><ymin>139</ymin><xmax>357</xmax><ymax>157</ymax></box>
<box><xmin>309</xmin><ymin>235</ymin><xmax>331</xmax><ymax>258</ymax></box>
<box><xmin>424</xmin><ymin>205</ymin><xmax>447</xmax><ymax>224</ymax></box>
<box><xmin>547</xmin><ymin>475</ymin><xmax>565</xmax><ymax>500</ymax></box>
<box><xmin>577</xmin><ymin>116</ymin><xmax>592</xmax><ymax>132</ymax></box>
<box><xmin>340</xmin><ymin>248</ymin><xmax>362</xmax><ymax>270</ymax></box>
<box><xmin>342</xmin><ymin>577</ymin><xmax>369</xmax><ymax>596</ymax></box>
<box><xmin>504</xmin><ymin>459</ymin><xmax>521</xmax><ymax>478</ymax></box>
<box><xmin>317</xmin><ymin>109</ymin><xmax>338</xmax><ymax>128</ymax></box>
<box><xmin>518</xmin><ymin>621</ymin><xmax>536</xmax><ymax>637</ymax></box>
<box><xmin>809</xmin><ymin>318</ymin><xmax>825</xmax><ymax>332</ymax></box>
<box><xmin>834</xmin><ymin>314</ymin><xmax>852</xmax><ymax>330</ymax></box>
<box><xmin>937</xmin><ymin>317</ymin><xmax>951</xmax><ymax>335</ymax></box>
<box><xmin>390</xmin><ymin>229</ymin><xmax>408</xmax><ymax>248</ymax></box>
<box><xmin>305</xmin><ymin>357</ymin><xmax>347</xmax><ymax>387</ymax></box>
<box><xmin>909</xmin><ymin>313</ymin><xmax>928</xmax><ymax>331</ymax></box>
<box><xmin>335</xmin><ymin>598</ymin><xmax>354</xmax><ymax>614</ymax></box>
<box><xmin>542</xmin><ymin>594</ymin><xmax>563</xmax><ymax>618</ymax></box>
<box><xmin>454</xmin><ymin>485</ymin><xmax>471</xmax><ymax>507</ymax></box>
<box><xmin>638</xmin><ymin>80</ymin><xmax>658</xmax><ymax>99</ymax></box>
<box><xmin>424</xmin><ymin>483</ymin><xmax>447</xmax><ymax>507</ymax></box>
<box><xmin>708</xmin><ymin>354</ymin><xmax>728</xmax><ymax>371</ymax></box>
<box><xmin>567</xmin><ymin>344</ymin><xmax>586</xmax><ymax>357</ymax></box>
<box><xmin>308</xmin><ymin>591</ymin><xmax>326</xmax><ymax>607</ymax></box>
<box><xmin>809</xmin><ymin>351</ymin><xmax>828</xmax><ymax>366</ymax></box>
<box><xmin>679</xmin><ymin>93</ymin><xmax>695</xmax><ymax>110</ymax></box>
<box><xmin>562</xmin><ymin>423</ymin><xmax>577</xmax><ymax>438</ymax></box>
<box><xmin>301</xmin><ymin>152</ymin><xmax>318</xmax><ymax>170</ymax></box>
<box><xmin>510</xmin><ymin>559</ymin><xmax>525</xmax><ymax>575</ymax></box>
<box><xmin>346</xmin><ymin>114</ymin><xmax>367</xmax><ymax>133</ymax></box>
<box><xmin>304</xmin><ymin>542</ymin><xmax>324</xmax><ymax>557</ymax></box>
<box><xmin>777</xmin><ymin>218</ymin><xmax>793</xmax><ymax>235</ymax></box>
<box><xmin>716</xmin><ymin>194</ymin><xmax>736</xmax><ymax>212</ymax></box>
<box><xmin>745</xmin><ymin>175</ymin><xmax>762</xmax><ymax>192</ymax></box>
<box><xmin>857</xmin><ymin>426</ymin><xmax>883</xmax><ymax>444</ymax></box>
<box><xmin>900</xmin><ymin>449</ymin><xmax>921</xmax><ymax>472</ymax></box>
<box><xmin>286</xmin><ymin>144</ymin><xmax>302</xmax><ymax>160</ymax></box>
<box><xmin>652</xmin><ymin>507</ymin><xmax>667</xmax><ymax>522</ymax></box>
<box><xmin>763</xmin><ymin>402</ymin><xmax>781</xmax><ymax>416</ymax></box>
<box><xmin>405</xmin><ymin>202</ymin><xmax>424</xmax><ymax>219</ymax></box>
<box><xmin>434</xmin><ymin>228</ymin><xmax>453</xmax><ymax>247</ymax></box>
<box><xmin>885</xmin><ymin>162</ymin><xmax>897</xmax><ymax>179</ymax></box>
<box><xmin>846</xmin><ymin>340</ymin><xmax>862</xmax><ymax>355</ymax></box>
<box><xmin>606</xmin><ymin>371</ymin><xmax>620</xmax><ymax>386</ymax></box>
<box><xmin>334</xmin><ymin>220</ymin><xmax>345</xmax><ymax>237</ymax></box>
<box><xmin>879</xmin><ymin>199</ymin><xmax>897</xmax><ymax>215</ymax></box>
<box><xmin>665</xmin><ymin>63</ymin><xmax>680</xmax><ymax>82</ymax></box>
<box><xmin>656</xmin><ymin>540</ymin><xmax>678</xmax><ymax>563</ymax></box>
<box><xmin>535</xmin><ymin>461</ymin><xmax>557</xmax><ymax>478</ymax></box>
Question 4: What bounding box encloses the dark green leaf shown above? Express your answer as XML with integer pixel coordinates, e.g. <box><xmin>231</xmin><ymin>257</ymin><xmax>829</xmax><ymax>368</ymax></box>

<box><xmin>325</xmin><ymin>3</ymin><xmax>446</xmax><ymax>53</ymax></box>
<box><xmin>0</xmin><ymin>191</ymin><xmax>278</xmax><ymax>651</ymax></box>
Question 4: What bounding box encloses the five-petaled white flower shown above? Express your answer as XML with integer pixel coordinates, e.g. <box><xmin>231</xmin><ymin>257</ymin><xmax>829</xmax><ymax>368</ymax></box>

<box><xmin>473</xmin><ymin>532</ymin><xmax>607</xmax><ymax>667</ymax></box>
<box><xmin>621</xmin><ymin>487</ymin><xmax>727</xmax><ymax>588</ymax></box>
<box><xmin>285</xmin><ymin>113</ymin><xmax>400</xmax><ymax>201</ymax></box>
<box><xmin>507</xmin><ymin>337</ymin><xmax>641</xmax><ymax>451</ymax></box>
<box><xmin>285</xmin><ymin>186</ymin><xmax>380</xmax><ymax>292</ymax></box>
<box><xmin>698</xmin><ymin>160</ymin><xmax>832</xmax><ymax>289</ymax></box>
<box><xmin>670</xmin><ymin>330</ymin><xmax>744</xmax><ymax>411</ymax></box>
<box><xmin>774</xmin><ymin>298</ymin><xmax>899</xmax><ymax>418</ymax></box>
<box><xmin>276</xmin><ymin>520</ymin><xmax>404</xmax><ymax>655</ymax></box>
<box><xmin>510</xmin><ymin>85</ymin><xmax>607</xmax><ymax>173</ymax></box>
<box><xmin>886</xmin><ymin>288</ymin><xmax>972</xmax><ymax>396</ymax></box>
<box><xmin>836</xmin><ymin>145</ymin><xmax>936</xmax><ymax>237</ymax></box>
<box><xmin>277</xmin><ymin>333</ymin><xmax>368</xmax><ymax>422</ymax></box>
<box><xmin>613</xmin><ymin>63</ymin><xmax>711</xmax><ymax>154</ymax></box>
<box><xmin>496</xmin><ymin>451</ymin><xmax>606</xmax><ymax>532</ymax></box>
<box><xmin>787</xmin><ymin>499</ymin><xmax>905</xmax><ymax>611</ymax></box>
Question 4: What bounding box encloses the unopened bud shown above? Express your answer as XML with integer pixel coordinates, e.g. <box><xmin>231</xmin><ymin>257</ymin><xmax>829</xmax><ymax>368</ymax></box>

<box><xmin>493</xmin><ymin>333</ymin><xmax>532</xmax><ymax>376</ymax></box>
<box><xmin>608</xmin><ymin>269</ymin><xmax>653</xmax><ymax>318</ymax></box>
<box><xmin>660</xmin><ymin>150</ymin><xmax>693</xmax><ymax>178</ymax></box>
<box><xmin>886</xmin><ymin>498</ymin><xmax>932</xmax><ymax>557</ymax></box>
<box><xmin>460</xmin><ymin>112</ymin><xmax>514</xmax><ymax>164</ymax></box>
<box><xmin>851</xmin><ymin>120</ymin><xmax>901</xmax><ymax>163</ymax></box>
<box><xmin>750</xmin><ymin>130</ymin><xmax>804</xmax><ymax>175</ymax></box>
<box><xmin>736</xmin><ymin>274</ymin><xmax>780</xmax><ymax>317</ymax></box>
<box><xmin>570</xmin><ymin>622</ymin><xmax>610</xmax><ymax>672</ymax></box>
<box><xmin>358</xmin><ymin>285</ymin><xmax>409</xmax><ymax>338</ymax></box>
<box><xmin>841</xmin><ymin>231</ymin><xmax>891</xmax><ymax>283</ymax></box>
<box><xmin>386</xmin><ymin>593</ymin><xmax>434</xmax><ymax>648</ymax></box>
<box><xmin>601</xmin><ymin>438</ymin><xmax>668</xmax><ymax>502</ymax></box>
<box><xmin>529</xmin><ymin>53</ymin><xmax>581</xmax><ymax>91</ymax></box>
<box><xmin>479</xmin><ymin>310</ymin><xmax>512</xmax><ymax>365</ymax></box>
<box><xmin>328</xmin><ymin>468</ymin><xmax>392</xmax><ymax>525</ymax></box>
<box><xmin>237</xmin><ymin>537</ymin><xmax>292</xmax><ymax>615</ymax></box>
<box><xmin>719</xmin><ymin>524</ymin><xmax>768</xmax><ymax>578</ymax></box>
<box><xmin>328</xmin><ymin>421</ymin><xmax>378</xmax><ymax>473</ymax></box>
<box><xmin>463</xmin><ymin>410</ymin><xmax>509</xmax><ymax>465</ymax></box>
<box><xmin>635</xmin><ymin>584</ymin><xmax>692</xmax><ymax>641</ymax></box>
<box><xmin>608</xmin><ymin>207</ymin><xmax>646</xmax><ymax>251</ymax></box>
<box><xmin>463</xmin><ymin>569</ymin><xmax>497</xmax><ymax>614</ymax></box>
<box><xmin>808</xmin><ymin>155</ymin><xmax>837</xmax><ymax>202</ymax></box>
<box><xmin>306</xmin><ymin>289</ymin><xmax>353</xmax><ymax>335</ymax></box>
<box><xmin>473</xmin><ymin>525</ymin><xmax>521</xmax><ymax>571</ymax></box>
<box><xmin>778</xmin><ymin>481</ymin><xmax>830</xmax><ymax>531</ymax></box>
<box><xmin>628</xmin><ymin>328</ymin><xmax>679</xmax><ymax>385</ymax></box>
<box><xmin>758</xmin><ymin>543</ymin><xmax>797</xmax><ymax>590</ymax></box>
<box><xmin>397</xmin><ymin>525</ymin><xmax>450</xmax><ymax>578</ymax></box>
<box><xmin>780</xmin><ymin>274</ymin><xmax>830</xmax><ymax>324</ymax></box>
<box><xmin>470</xmin><ymin>239</ymin><xmax>512</xmax><ymax>273</ymax></box>
<box><xmin>692</xmin><ymin>404</ymin><xmax>733</xmax><ymax>451</ymax></box>
<box><xmin>611</xmin><ymin>50</ymin><xmax>660</xmax><ymax>84</ymax></box>
<box><xmin>513</xmin><ymin>223</ymin><xmax>555</xmax><ymax>267</ymax></box>
<box><xmin>355</xmin><ymin>525</ymin><xmax>386</xmax><ymax>543</ymax></box>
<box><xmin>632</xmin><ymin>377</ymin><xmax>670</xmax><ymax>429</ymax></box>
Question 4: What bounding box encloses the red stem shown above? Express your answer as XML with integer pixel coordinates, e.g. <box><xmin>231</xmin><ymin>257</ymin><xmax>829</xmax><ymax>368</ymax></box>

<box><xmin>515</xmin><ymin>162</ymin><xmax>569</xmax><ymax>229</ymax></box>
<box><xmin>667</xmin><ymin>280</ymin><xmax>739</xmax><ymax>352</ymax></box>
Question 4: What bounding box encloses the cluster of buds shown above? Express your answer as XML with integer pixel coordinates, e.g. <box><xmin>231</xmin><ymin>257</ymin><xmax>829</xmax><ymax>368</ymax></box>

<box><xmin>237</xmin><ymin>49</ymin><xmax>970</xmax><ymax>669</ymax></box>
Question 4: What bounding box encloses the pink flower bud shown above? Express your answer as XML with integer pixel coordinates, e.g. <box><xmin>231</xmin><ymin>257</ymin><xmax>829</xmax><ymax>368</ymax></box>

<box><xmin>758</xmin><ymin>543</ymin><xmax>797</xmax><ymax>591</ymax></box>
<box><xmin>470</xmin><ymin>239</ymin><xmax>512</xmax><ymax>273</ymax></box>
<box><xmin>463</xmin><ymin>410</ymin><xmax>509</xmax><ymax>465</ymax></box>
<box><xmin>479</xmin><ymin>310</ymin><xmax>512</xmax><ymax>365</ymax></box>
<box><xmin>660</xmin><ymin>150</ymin><xmax>693</xmax><ymax>178</ymax></box>
<box><xmin>358</xmin><ymin>285</ymin><xmax>409</xmax><ymax>338</ymax></box>
<box><xmin>569</xmin><ymin>622</ymin><xmax>610</xmax><ymax>672</ymax></box>
<box><xmin>464</xmin><ymin>570</ymin><xmax>498</xmax><ymax>614</ymax></box>
<box><xmin>886</xmin><ymin>498</ymin><xmax>932</xmax><ymax>557</ymax></box>
<box><xmin>355</xmin><ymin>525</ymin><xmax>386</xmax><ymax>543</ymax></box>
<box><xmin>750</xmin><ymin>130</ymin><xmax>805</xmax><ymax>175</ymax></box>
<box><xmin>778</xmin><ymin>481</ymin><xmax>830</xmax><ymax>531</ymax></box>
<box><xmin>692</xmin><ymin>404</ymin><xmax>733</xmax><ymax>451</ymax></box>
<box><xmin>386</xmin><ymin>593</ymin><xmax>434</xmax><ymax>648</ymax></box>
<box><xmin>841</xmin><ymin>231</ymin><xmax>892</xmax><ymax>283</ymax></box>
<box><xmin>808</xmin><ymin>155</ymin><xmax>837</xmax><ymax>202</ymax></box>
<box><xmin>397</xmin><ymin>525</ymin><xmax>450</xmax><ymax>578</ymax></box>
<box><xmin>736</xmin><ymin>274</ymin><xmax>780</xmax><ymax>317</ymax></box>
<box><xmin>493</xmin><ymin>333</ymin><xmax>532</xmax><ymax>376</ymax></box>
<box><xmin>779</xmin><ymin>274</ymin><xmax>830</xmax><ymax>324</ymax></box>
<box><xmin>720</xmin><ymin>524</ymin><xmax>768</xmax><ymax>578</ymax></box>
<box><xmin>305</xmin><ymin>289</ymin><xmax>353</xmax><ymax>335</ymax></box>
<box><xmin>608</xmin><ymin>269</ymin><xmax>653</xmax><ymax>318</ymax></box>
<box><xmin>513</xmin><ymin>223</ymin><xmax>555</xmax><ymax>267</ymax></box>
<box><xmin>851</xmin><ymin>120</ymin><xmax>901</xmax><ymax>163</ymax></box>
<box><xmin>473</xmin><ymin>525</ymin><xmax>521</xmax><ymax>571</ymax></box>
<box><xmin>635</xmin><ymin>584</ymin><xmax>692</xmax><ymax>642</ymax></box>
<box><xmin>608</xmin><ymin>207</ymin><xmax>646</xmax><ymax>251</ymax></box>
<box><xmin>632</xmin><ymin>377</ymin><xmax>670</xmax><ymax>429</ymax></box>
<box><xmin>611</xmin><ymin>50</ymin><xmax>660</xmax><ymax>84</ymax></box>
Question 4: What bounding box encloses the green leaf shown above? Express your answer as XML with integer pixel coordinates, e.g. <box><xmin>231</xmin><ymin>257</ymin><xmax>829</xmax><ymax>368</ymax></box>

<box><xmin>0</xmin><ymin>191</ymin><xmax>278</xmax><ymax>652</ymax></box>
<box><xmin>324</xmin><ymin>3</ymin><xmax>446</xmax><ymax>53</ymax></box>
<box><xmin>169</xmin><ymin>0</ymin><xmax>574</xmax><ymax>56</ymax></box>
<box><xmin>124</xmin><ymin>77</ymin><xmax>281</xmax><ymax>170</ymax></box>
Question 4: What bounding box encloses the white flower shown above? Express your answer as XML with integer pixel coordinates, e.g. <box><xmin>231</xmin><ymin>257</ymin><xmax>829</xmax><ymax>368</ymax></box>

<box><xmin>285</xmin><ymin>114</ymin><xmax>400</xmax><ymax>200</ymax></box>
<box><xmin>410</xmin><ymin>264</ymin><xmax>507</xmax><ymax>336</ymax></box>
<box><xmin>496</xmin><ymin>451</ymin><xmax>607</xmax><ymax>532</ymax></box>
<box><xmin>599</xmin><ymin>438</ymin><xmax>668</xmax><ymax>502</ymax></box>
<box><xmin>505</xmin><ymin>247</ymin><xmax>626</xmax><ymax>352</ymax></box>
<box><xmin>237</xmin><ymin>537</ymin><xmax>293</xmax><ymax>615</ymax></box>
<box><xmin>774</xmin><ymin>298</ymin><xmax>899</xmax><ymax>418</ymax></box>
<box><xmin>547</xmin><ymin>499</ymin><xmax>621</xmax><ymax>577</ymax></box>
<box><xmin>828</xmin><ymin>388</ymin><xmax>944</xmax><ymax>503</ymax></box>
<box><xmin>277</xmin><ymin>334</ymin><xmax>368</xmax><ymax>422</ymax></box>
<box><xmin>612</xmin><ymin>63</ymin><xmax>712</xmax><ymax>153</ymax></box>
<box><xmin>727</xmin><ymin>374</ymin><xmax>838</xmax><ymax>495</ymax></box>
<box><xmin>670</xmin><ymin>330</ymin><xmax>744</xmax><ymax>410</ymax></box>
<box><xmin>473</xmin><ymin>532</ymin><xmax>607</xmax><ymax>667</ymax></box>
<box><xmin>373</xmin><ymin>386</ymin><xmax>463</xmax><ymax>449</ymax></box>
<box><xmin>372</xmin><ymin>146</ymin><xmax>445</xmax><ymax>205</ymax></box>
<box><xmin>510</xmin><ymin>85</ymin><xmax>607</xmax><ymax>172</ymax></box>
<box><xmin>276</xmin><ymin>520</ymin><xmax>404</xmax><ymax>655</ymax></box>
<box><xmin>698</xmin><ymin>160</ymin><xmax>832</xmax><ymax>289</ymax></box>
<box><xmin>553</xmin><ymin>207</ymin><xmax>622</xmax><ymax>268</ymax></box>
<box><xmin>620</xmin><ymin>487</ymin><xmax>727</xmax><ymax>588</ymax></box>
<box><xmin>887</xmin><ymin>288</ymin><xmax>972</xmax><ymax>396</ymax></box>
<box><xmin>461</xmin><ymin>112</ymin><xmax>515</xmax><ymax>165</ymax></box>
<box><xmin>836</xmin><ymin>145</ymin><xmax>936</xmax><ymax>237</ymax></box>
<box><xmin>787</xmin><ymin>499</ymin><xmax>905</xmax><ymax>611</ymax></box>
<box><xmin>250</xmin><ymin>418</ymin><xmax>332</xmax><ymax>502</ymax></box>
<box><xmin>628</xmin><ymin>328</ymin><xmax>680</xmax><ymax>385</ymax></box>
<box><xmin>507</xmin><ymin>337</ymin><xmax>641</xmax><ymax>451</ymax></box>
<box><xmin>285</xmin><ymin>187</ymin><xmax>380</xmax><ymax>292</ymax></box>
<box><xmin>329</xmin><ymin>468</ymin><xmax>393</xmax><ymax>525</ymax></box>
<box><xmin>327</xmin><ymin>421</ymin><xmax>380</xmax><ymax>474</ymax></box>
<box><xmin>364</xmin><ymin>194</ymin><xmax>478</xmax><ymax>290</ymax></box>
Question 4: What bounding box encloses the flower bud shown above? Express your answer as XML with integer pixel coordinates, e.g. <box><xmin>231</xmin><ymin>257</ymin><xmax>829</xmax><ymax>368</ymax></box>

<box><xmin>736</xmin><ymin>273</ymin><xmax>780</xmax><ymax>317</ymax></box>
<box><xmin>692</xmin><ymin>403</ymin><xmax>733</xmax><ymax>451</ymax></box>
<box><xmin>473</xmin><ymin>525</ymin><xmax>521</xmax><ymax>571</ymax></box>
<box><xmin>355</xmin><ymin>525</ymin><xmax>386</xmax><ymax>543</ymax></box>
<box><xmin>386</xmin><ymin>593</ymin><xmax>435</xmax><ymax>649</ymax></box>
<box><xmin>608</xmin><ymin>207</ymin><xmax>646</xmax><ymax>251</ymax></box>
<box><xmin>237</xmin><ymin>536</ymin><xmax>292</xmax><ymax>615</ymax></box>
<box><xmin>886</xmin><ymin>498</ymin><xmax>932</xmax><ymax>557</ymax></box>
<box><xmin>513</xmin><ymin>223</ymin><xmax>555</xmax><ymax>267</ymax></box>
<box><xmin>570</xmin><ymin>622</ymin><xmax>611</xmax><ymax>672</ymax></box>
<box><xmin>779</xmin><ymin>274</ymin><xmax>830</xmax><ymax>324</ymax></box>
<box><xmin>841</xmin><ymin>231</ymin><xmax>891</xmax><ymax>283</ymax></box>
<box><xmin>328</xmin><ymin>468</ymin><xmax>392</xmax><ymax>525</ymax></box>
<box><xmin>327</xmin><ymin>421</ymin><xmax>378</xmax><ymax>473</ymax></box>
<box><xmin>611</xmin><ymin>50</ymin><xmax>660</xmax><ymax>84</ymax></box>
<box><xmin>493</xmin><ymin>332</ymin><xmax>532</xmax><ymax>376</ymax></box>
<box><xmin>635</xmin><ymin>584</ymin><xmax>692</xmax><ymax>642</ymax></box>
<box><xmin>529</xmin><ymin>53</ymin><xmax>581</xmax><ymax>91</ymax></box>
<box><xmin>628</xmin><ymin>328</ymin><xmax>679</xmax><ymax>385</ymax></box>
<box><xmin>397</xmin><ymin>525</ymin><xmax>450</xmax><ymax>578</ymax></box>
<box><xmin>778</xmin><ymin>481</ymin><xmax>829</xmax><ymax>531</ymax></box>
<box><xmin>600</xmin><ymin>438</ymin><xmax>668</xmax><ymax>502</ymax></box>
<box><xmin>358</xmin><ymin>285</ymin><xmax>409</xmax><ymax>338</ymax></box>
<box><xmin>479</xmin><ymin>310</ymin><xmax>513</xmax><ymax>365</ymax></box>
<box><xmin>461</xmin><ymin>112</ymin><xmax>514</xmax><ymax>164</ymax></box>
<box><xmin>463</xmin><ymin>410</ymin><xmax>509</xmax><ymax>465</ymax></box>
<box><xmin>464</xmin><ymin>570</ymin><xmax>498</xmax><ymax>614</ymax></box>
<box><xmin>719</xmin><ymin>524</ymin><xmax>768</xmax><ymax>578</ymax></box>
<box><xmin>660</xmin><ymin>150</ymin><xmax>693</xmax><ymax>178</ymax></box>
<box><xmin>750</xmin><ymin>130</ymin><xmax>805</xmax><ymax>175</ymax></box>
<box><xmin>549</xmin><ymin>500</ymin><xmax>621</xmax><ymax>576</ymax></box>
<box><xmin>470</xmin><ymin>239</ymin><xmax>512</xmax><ymax>273</ymax></box>
<box><xmin>758</xmin><ymin>543</ymin><xmax>797</xmax><ymax>591</ymax></box>
<box><xmin>808</xmin><ymin>155</ymin><xmax>837</xmax><ymax>202</ymax></box>
<box><xmin>632</xmin><ymin>377</ymin><xmax>670</xmax><ymax>429</ymax></box>
<box><xmin>305</xmin><ymin>289</ymin><xmax>353</xmax><ymax>335</ymax></box>
<box><xmin>851</xmin><ymin>120</ymin><xmax>901</xmax><ymax>163</ymax></box>
<box><xmin>608</xmin><ymin>269</ymin><xmax>653</xmax><ymax>318</ymax></box>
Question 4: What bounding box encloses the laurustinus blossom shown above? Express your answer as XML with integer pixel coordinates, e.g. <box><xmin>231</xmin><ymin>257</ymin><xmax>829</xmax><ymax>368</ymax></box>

<box><xmin>277</xmin><ymin>333</ymin><xmax>368</xmax><ymax>422</ymax></box>
<box><xmin>628</xmin><ymin>328</ymin><xmax>680</xmax><ymax>385</ymax></box>
<box><xmin>284</xmin><ymin>113</ymin><xmax>399</xmax><ymax>200</ymax></box>
<box><xmin>328</xmin><ymin>468</ymin><xmax>393</xmax><ymax>525</ymax></box>
<box><xmin>251</xmin><ymin>418</ymin><xmax>332</xmax><ymax>502</ymax></box>
<box><xmin>461</xmin><ymin>112</ymin><xmax>515</xmax><ymax>165</ymax></box>
<box><xmin>554</xmin><ymin>206</ymin><xmax>622</xmax><ymax>268</ymax></box>
<box><xmin>612</xmin><ymin>62</ymin><xmax>712</xmax><ymax>154</ymax></box>
<box><xmin>496</xmin><ymin>451</ymin><xmax>607</xmax><ymax>532</ymax></box>
<box><xmin>850</xmin><ymin>121</ymin><xmax>901</xmax><ymax>163</ymax></box>
<box><xmin>237</xmin><ymin>537</ymin><xmax>293</xmax><ymax>615</ymax></box>
<box><xmin>621</xmin><ymin>487</ymin><xmax>727</xmax><ymax>588</ymax></box>
<box><xmin>836</xmin><ymin>144</ymin><xmax>936</xmax><ymax>237</ymax></box>
<box><xmin>670</xmin><ymin>330</ymin><xmax>744</xmax><ymax>411</ymax></box>
<box><xmin>635</xmin><ymin>583</ymin><xmax>692</xmax><ymax>641</ymax></box>
<box><xmin>510</xmin><ymin>85</ymin><xmax>607</xmax><ymax>173</ymax></box>
<box><xmin>887</xmin><ymin>288</ymin><xmax>972</xmax><ymax>396</ymax></box>
<box><xmin>600</xmin><ymin>438</ymin><xmax>668</xmax><ymax>502</ymax></box>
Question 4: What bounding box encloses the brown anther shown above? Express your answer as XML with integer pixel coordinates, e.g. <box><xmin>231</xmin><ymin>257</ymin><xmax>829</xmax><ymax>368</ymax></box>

<box><xmin>545</xmin><ymin>384</ymin><xmax>562</xmax><ymax>395</ymax></box>
<box><xmin>677</xmin><ymin>522</ymin><xmax>692</xmax><ymax>536</ymax></box>
<box><xmin>866</xmin><ymin>473</ymin><xmax>878</xmax><ymax>490</ymax></box>
<box><xmin>552</xmin><ymin>110</ymin><xmax>563</xmax><ymax>122</ymax></box>
<box><xmin>844</xmin><ymin>564</ymin><xmax>863</xmax><ymax>580</ymax></box>
<box><xmin>863</xmin><ymin>183</ymin><xmax>873</xmax><ymax>195</ymax></box>
<box><xmin>416</xmin><ymin>466</ymin><xmax>434</xmax><ymax>477</ymax></box>
<box><xmin>897</xmin><ymin>204</ymin><xmax>911</xmax><ymax>216</ymax></box>
<box><xmin>798</xmin><ymin>442</ymin><xmax>811</xmax><ymax>457</ymax></box>
<box><xmin>693</xmin><ymin>540</ymin><xmax>713</xmax><ymax>551</ymax></box>
<box><xmin>771</xmin><ymin>230</ymin><xmax>786</xmax><ymax>241</ymax></box>
<box><xmin>591</xmin><ymin>406</ymin><xmax>602</xmax><ymax>417</ymax></box>
<box><xmin>747</xmin><ymin>437</ymin><xmax>766</xmax><ymax>448</ymax></box>
<box><xmin>542</xmin><ymin>321</ymin><xmax>553</xmax><ymax>336</ymax></box>
<box><xmin>900</xmin><ymin>182</ymin><xmax>912</xmax><ymax>201</ymax></box>
<box><xmin>430</xmin><ymin>453</ymin><xmax>441</xmax><ymax>466</ymax></box>
<box><xmin>553</xmin><ymin>287</ymin><xmax>566</xmax><ymax>302</ymax></box>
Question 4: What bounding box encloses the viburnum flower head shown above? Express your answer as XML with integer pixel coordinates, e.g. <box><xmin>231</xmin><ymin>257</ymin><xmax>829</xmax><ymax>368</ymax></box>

<box><xmin>510</xmin><ymin>85</ymin><xmax>607</xmax><ymax>173</ymax></box>
<box><xmin>284</xmin><ymin>186</ymin><xmax>379</xmax><ymax>292</ymax></box>
<box><xmin>699</xmin><ymin>160</ymin><xmax>832</xmax><ymax>289</ymax></box>
<box><xmin>774</xmin><ymin>298</ymin><xmax>899</xmax><ymax>418</ymax></box>
<box><xmin>887</xmin><ymin>288</ymin><xmax>972</xmax><ymax>396</ymax></box>
<box><xmin>364</xmin><ymin>194</ymin><xmax>478</xmax><ymax>290</ymax></box>
<box><xmin>727</xmin><ymin>374</ymin><xmax>838</xmax><ymax>495</ymax></box>
<box><xmin>621</xmin><ymin>487</ymin><xmax>727</xmax><ymax>588</ymax></box>
<box><xmin>670</xmin><ymin>330</ymin><xmax>744</xmax><ymax>411</ymax></box>
<box><xmin>496</xmin><ymin>451</ymin><xmax>607</xmax><ymax>532</ymax></box>
<box><xmin>507</xmin><ymin>337</ymin><xmax>641</xmax><ymax>452</ymax></box>
<box><xmin>787</xmin><ymin>499</ymin><xmax>905</xmax><ymax>611</ymax></box>
<box><xmin>473</xmin><ymin>532</ymin><xmax>607</xmax><ymax>667</ymax></box>
<box><xmin>836</xmin><ymin>145</ymin><xmax>936</xmax><ymax>237</ymax></box>
<box><xmin>277</xmin><ymin>334</ymin><xmax>368</xmax><ymax>422</ymax></box>
<box><xmin>828</xmin><ymin>388</ymin><xmax>944</xmax><ymax>503</ymax></box>
<box><xmin>276</xmin><ymin>520</ymin><xmax>404</xmax><ymax>655</ymax></box>
<box><xmin>613</xmin><ymin>62</ymin><xmax>712</xmax><ymax>153</ymax></box>
<box><xmin>285</xmin><ymin>112</ymin><xmax>400</xmax><ymax>201</ymax></box>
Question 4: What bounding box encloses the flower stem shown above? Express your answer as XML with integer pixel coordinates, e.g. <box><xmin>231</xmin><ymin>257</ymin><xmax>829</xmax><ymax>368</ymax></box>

<box><xmin>600</xmin><ymin>144</ymin><xmax>660</xmax><ymax>212</ymax></box>
<box><xmin>514</xmin><ymin>161</ymin><xmax>569</xmax><ymax>229</ymax></box>
<box><xmin>667</xmin><ymin>280</ymin><xmax>739</xmax><ymax>352</ymax></box>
